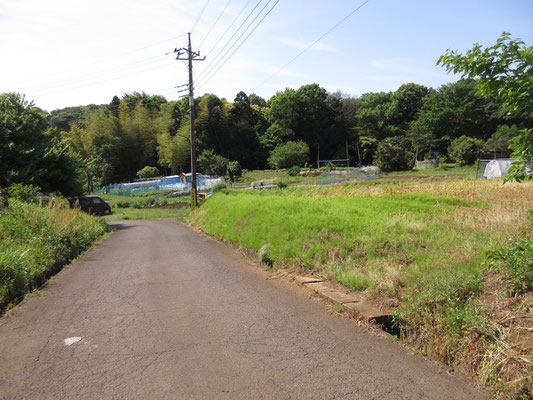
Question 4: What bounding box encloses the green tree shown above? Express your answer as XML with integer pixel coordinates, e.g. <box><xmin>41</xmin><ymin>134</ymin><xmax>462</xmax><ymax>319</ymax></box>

<box><xmin>122</xmin><ymin>91</ymin><xmax>166</xmax><ymax>111</ymax></box>
<box><xmin>0</xmin><ymin>93</ymin><xmax>83</xmax><ymax>196</ymax></box>
<box><xmin>393</xmin><ymin>83</ymin><xmax>430</xmax><ymax>123</ymax></box>
<box><xmin>438</xmin><ymin>32</ymin><xmax>532</xmax><ymax>181</ymax></box>
<box><xmin>416</xmin><ymin>80</ymin><xmax>500</xmax><ymax>155</ymax></box>
<box><xmin>137</xmin><ymin>166</ymin><xmax>160</xmax><ymax>179</ymax></box>
<box><xmin>109</xmin><ymin>95</ymin><xmax>121</xmax><ymax>117</ymax></box>
<box><xmin>448</xmin><ymin>136</ymin><xmax>483</xmax><ymax>166</ymax></box>
<box><xmin>354</xmin><ymin>91</ymin><xmax>400</xmax><ymax>140</ymax></box>
<box><xmin>157</xmin><ymin>128</ymin><xmax>190</xmax><ymax>175</ymax></box>
<box><xmin>268</xmin><ymin>141</ymin><xmax>310</xmax><ymax>169</ymax></box>
<box><xmin>198</xmin><ymin>150</ymin><xmax>228</xmax><ymax>176</ymax></box>
<box><xmin>0</xmin><ymin>93</ymin><xmax>49</xmax><ymax>189</ymax></box>
<box><xmin>374</xmin><ymin>136</ymin><xmax>414</xmax><ymax>172</ymax></box>
<box><xmin>484</xmin><ymin>124</ymin><xmax>520</xmax><ymax>156</ymax></box>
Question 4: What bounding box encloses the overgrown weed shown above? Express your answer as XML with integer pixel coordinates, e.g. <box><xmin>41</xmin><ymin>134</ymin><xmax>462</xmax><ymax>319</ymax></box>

<box><xmin>0</xmin><ymin>200</ymin><xmax>107</xmax><ymax>311</ymax></box>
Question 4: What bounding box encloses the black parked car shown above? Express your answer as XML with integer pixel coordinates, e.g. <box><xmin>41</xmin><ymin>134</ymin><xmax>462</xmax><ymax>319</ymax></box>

<box><xmin>69</xmin><ymin>195</ymin><xmax>111</xmax><ymax>215</ymax></box>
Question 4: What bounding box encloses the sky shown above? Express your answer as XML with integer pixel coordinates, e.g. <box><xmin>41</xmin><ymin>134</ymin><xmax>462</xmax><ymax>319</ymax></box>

<box><xmin>1</xmin><ymin>0</ymin><xmax>532</xmax><ymax>112</ymax></box>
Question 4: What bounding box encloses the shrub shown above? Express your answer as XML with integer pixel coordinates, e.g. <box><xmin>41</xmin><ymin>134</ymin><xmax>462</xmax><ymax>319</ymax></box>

<box><xmin>137</xmin><ymin>166</ymin><xmax>159</xmax><ymax>180</ymax></box>
<box><xmin>448</xmin><ymin>136</ymin><xmax>483</xmax><ymax>166</ymax></box>
<box><xmin>198</xmin><ymin>150</ymin><xmax>228</xmax><ymax>176</ymax></box>
<box><xmin>212</xmin><ymin>183</ymin><xmax>227</xmax><ymax>193</ymax></box>
<box><xmin>324</xmin><ymin>162</ymin><xmax>336</xmax><ymax>171</ymax></box>
<box><xmin>274</xmin><ymin>179</ymin><xmax>287</xmax><ymax>189</ymax></box>
<box><xmin>287</xmin><ymin>166</ymin><xmax>301</xmax><ymax>176</ymax></box>
<box><xmin>228</xmin><ymin>161</ymin><xmax>242</xmax><ymax>178</ymax></box>
<box><xmin>8</xmin><ymin>183</ymin><xmax>41</xmax><ymax>203</ymax></box>
<box><xmin>374</xmin><ymin>136</ymin><xmax>414</xmax><ymax>172</ymax></box>
<box><xmin>268</xmin><ymin>141</ymin><xmax>310</xmax><ymax>169</ymax></box>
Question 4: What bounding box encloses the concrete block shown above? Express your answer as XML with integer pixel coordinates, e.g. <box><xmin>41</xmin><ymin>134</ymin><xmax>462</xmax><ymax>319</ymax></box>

<box><xmin>295</xmin><ymin>276</ymin><xmax>325</xmax><ymax>285</ymax></box>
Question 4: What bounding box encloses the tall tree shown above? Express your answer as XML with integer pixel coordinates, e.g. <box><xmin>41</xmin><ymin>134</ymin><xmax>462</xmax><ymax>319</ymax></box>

<box><xmin>0</xmin><ymin>93</ymin><xmax>82</xmax><ymax>195</ymax></box>
<box><xmin>438</xmin><ymin>32</ymin><xmax>532</xmax><ymax>181</ymax></box>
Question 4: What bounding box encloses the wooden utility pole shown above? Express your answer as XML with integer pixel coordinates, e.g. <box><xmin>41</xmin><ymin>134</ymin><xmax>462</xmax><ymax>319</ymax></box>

<box><xmin>175</xmin><ymin>33</ymin><xmax>205</xmax><ymax>209</ymax></box>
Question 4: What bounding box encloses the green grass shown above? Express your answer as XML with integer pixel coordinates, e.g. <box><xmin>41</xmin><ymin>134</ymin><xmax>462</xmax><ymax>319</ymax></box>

<box><xmin>105</xmin><ymin>207</ymin><xmax>190</xmax><ymax>221</ymax></box>
<box><xmin>193</xmin><ymin>189</ymin><xmax>489</xmax><ymax>294</ymax></box>
<box><xmin>101</xmin><ymin>192</ymin><xmax>189</xmax><ymax>209</ymax></box>
<box><xmin>101</xmin><ymin>191</ymin><xmax>191</xmax><ymax>221</ymax></box>
<box><xmin>0</xmin><ymin>200</ymin><xmax>108</xmax><ymax>310</ymax></box>
<box><xmin>191</xmin><ymin>177</ymin><xmax>533</xmax><ymax>397</ymax></box>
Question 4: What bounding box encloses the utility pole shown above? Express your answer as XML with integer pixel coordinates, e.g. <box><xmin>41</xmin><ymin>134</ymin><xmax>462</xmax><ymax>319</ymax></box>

<box><xmin>175</xmin><ymin>33</ymin><xmax>205</xmax><ymax>209</ymax></box>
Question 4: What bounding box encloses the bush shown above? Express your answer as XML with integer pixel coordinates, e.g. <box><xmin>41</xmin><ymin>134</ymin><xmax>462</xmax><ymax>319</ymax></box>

<box><xmin>274</xmin><ymin>179</ymin><xmax>288</xmax><ymax>189</ymax></box>
<box><xmin>116</xmin><ymin>201</ymin><xmax>131</xmax><ymax>208</ymax></box>
<box><xmin>374</xmin><ymin>136</ymin><xmax>414</xmax><ymax>172</ymax></box>
<box><xmin>8</xmin><ymin>183</ymin><xmax>41</xmax><ymax>203</ymax></box>
<box><xmin>448</xmin><ymin>136</ymin><xmax>482</xmax><ymax>166</ymax></box>
<box><xmin>137</xmin><ymin>166</ymin><xmax>159</xmax><ymax>180</ymax></box>
<box><xmin>268</xmin><ymin>141</ymin><xmax>310</xmax><ymax>169</ymax></box>
<box><xmin>228</xmin><ymin>161</ymin><xmax>242</xmax><ymax>179</ymax></box>
<box><xmin>198</xmin><ymin>150</ymin><xmax>228</xmax><ymax>176</ymax></box>
<box><xmin>287</xmin><ymin>166</ymin><xmax>301</xmax><ymax>176</ymax></box>
<box><xmin>324</xmin><ymin>162</ymin><xmax>336</xmax><ymax>171</ymax></box>
<box><xmin>212</xmin><ymin>183</ymin><xmax>227</xmax><ymax>193</ymax></box>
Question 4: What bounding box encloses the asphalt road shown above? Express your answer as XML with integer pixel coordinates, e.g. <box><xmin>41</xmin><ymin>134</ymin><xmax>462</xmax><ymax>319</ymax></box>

<box><xmin>0</xmin><ymin>219</ymin><xmax>486</xmax><ymax>400</ymax></box>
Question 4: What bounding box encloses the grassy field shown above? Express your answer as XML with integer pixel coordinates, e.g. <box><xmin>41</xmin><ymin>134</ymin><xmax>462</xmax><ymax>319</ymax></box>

<box><xmin>0</xmin><ymin>200</ymin><xmax>108</xmax><ymax>310</ymax></box>
<box><xmin>191</xmin><ymin>174</ymin><xmax>532</xmax><ymax>398</ymax></box>
<box><xmin>102</xmin><ymin>191</ymin><xmax>191</xmax><ymax>221</ymax></box>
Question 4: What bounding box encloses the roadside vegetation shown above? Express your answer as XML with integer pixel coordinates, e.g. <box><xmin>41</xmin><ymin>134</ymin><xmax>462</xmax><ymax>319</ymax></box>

<box><xmin>191</xmin><ymin>176</ymin><xmax>532</xmax><ymax>398</ymax></box>
<box><xmin>0</xmin><ymin>188</ymin><xmax>108</xmax><ymax>312</ymax></box>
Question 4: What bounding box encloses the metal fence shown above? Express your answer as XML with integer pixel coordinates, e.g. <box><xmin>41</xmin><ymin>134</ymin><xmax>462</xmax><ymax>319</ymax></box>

<box><xmin>317</xmin><ymin>167</ymin><xmax>380</xmax><ymax>186</ymax></box>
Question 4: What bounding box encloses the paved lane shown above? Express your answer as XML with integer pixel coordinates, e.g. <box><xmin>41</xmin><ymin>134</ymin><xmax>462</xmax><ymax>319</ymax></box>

<box><xmin>0</xmin><ymin>219</ymin><xmax>485</xmax><ymax>399</ymax></box>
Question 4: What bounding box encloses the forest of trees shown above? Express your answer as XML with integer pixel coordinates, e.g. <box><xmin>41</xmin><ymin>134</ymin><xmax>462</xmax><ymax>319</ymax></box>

<box><xmin>1</xmin><ymin>77</ymin><xmax>531</xmax><ymax>196</ymax></box>
<box><xmin>2</xmin><ymin>32</ymin><xmax>531</xmax><ymax>196</ymax></box>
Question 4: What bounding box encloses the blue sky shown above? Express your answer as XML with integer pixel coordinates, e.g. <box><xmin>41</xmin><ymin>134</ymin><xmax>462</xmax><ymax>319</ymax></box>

<box><xmin>1</xmin><ymin>0</ymin><xmax>532</xmax><ymax>111</ymax></box>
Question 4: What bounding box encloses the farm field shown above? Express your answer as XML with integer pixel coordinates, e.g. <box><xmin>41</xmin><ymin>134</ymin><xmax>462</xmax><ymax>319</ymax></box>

<box><xmin>191</xmin><ymin>174</ymin><xmax>533</xmax><ymax>398</ymax></box>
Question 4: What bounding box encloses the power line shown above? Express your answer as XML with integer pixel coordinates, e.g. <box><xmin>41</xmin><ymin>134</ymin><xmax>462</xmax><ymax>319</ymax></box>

<box><xmin>12</xmin><ymin>33</ymin><xmax>188</xmax><ymax>87</ymax></box>
<box><xmin>23</xmin><ymin>55</ymin><xmax>170</xmax><ymax>94</ymax></box>
<box><xmin>196</xmin><ymin>0</ymin><xmax>280</xmax><ymax>91</ymax></box>
<box><xmin>202</xmin><ymin>0</ymin><xmax>254</xmax><ymax>62</ymax></box>
<box><xmin>252</xmin><ymin>0</ymin><xmax>370</xmax><ymax>92</ymax></box>
<box><xmin>197</xmin><ymin>0</ymin><xmax>233</xmax><ymax>49</ymax></box>
<box><xmin>196</xmin><ymin>0</ymin><xmax>262</xmax><ymax>81</ymax></box>
<box><xmin>190</xmin><ymin>0</ymin><xmax>212</xmax><ymax>34</ymax></box>
<box><xmin>31</xmin><ymin>62</ymin><xmax>177</xmax><ymax>98</ymax></box>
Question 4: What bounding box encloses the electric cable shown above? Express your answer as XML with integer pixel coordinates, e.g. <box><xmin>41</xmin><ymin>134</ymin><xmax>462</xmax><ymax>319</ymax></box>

<box><xmin>190</xmin><ymin>0</ymin><xmax>212</xmax><ymax>34</ymax></box>
<box><xmin>252</xmin><ymin>0</ymin><xmax>370</xmax><ymax>92</ymax></box>
<box><xmin>197</xmin><ymin>0</ymin><xmax>233</xmax><ymax>49</ymax></box>
<box><xmin>13</xmin><ymin>33</ymin><xmax>188</xmax><ymax>87</ymax></box>
<box><xmin>196</xmin><ymin>0</ymin><xmax>280</xmax><ymax>90</ymax></box>
<box><xmin>196</xmin><ymin>0</ymin><xmax>262</xmax><ymax>81</ymax></box>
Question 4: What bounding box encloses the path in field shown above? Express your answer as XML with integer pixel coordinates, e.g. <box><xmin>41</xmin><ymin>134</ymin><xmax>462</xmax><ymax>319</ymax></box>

<box><xmin>0</xmin><ymin>219</ymin><xmax>485</xmax><ymax>399</ymax></box>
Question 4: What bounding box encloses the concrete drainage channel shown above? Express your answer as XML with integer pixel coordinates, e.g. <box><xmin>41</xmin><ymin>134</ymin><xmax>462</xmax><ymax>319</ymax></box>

<box><xmin>294</xmin><ymin>276</ymin><xmax>398</xmax><ymax>336</ymax></box>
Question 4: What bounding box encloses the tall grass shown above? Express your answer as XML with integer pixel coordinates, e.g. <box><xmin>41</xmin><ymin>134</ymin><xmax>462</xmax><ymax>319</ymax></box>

<box><xmin>0</xmin><ymin>200</ymin><xmax>108</xmax><ymax>309</ymax></box>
